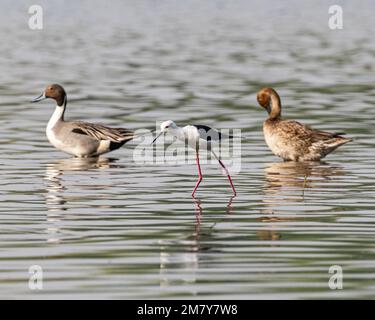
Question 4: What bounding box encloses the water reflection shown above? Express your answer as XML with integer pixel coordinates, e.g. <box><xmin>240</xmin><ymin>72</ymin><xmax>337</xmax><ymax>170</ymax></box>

<box><xmin>44</xmin><ymin>157</ymin><xmax>121</xmax><ymax>243</ymax></box>
<box><xmin>264</xmin><ymin>161</ymin><xmax>346</xmax><ymax>191</ymax></box>
<box><xmin>259</xmin><ymin>161</ymin><xmax>348</xmax><ymax>241</ymax></box>
<box><xmin>159</xmin><ymin>196</ymin><xmax>235</xmax><ymax>293</ymax></box>
<box><xmin>192</xmin><ymin>195</ymin><xmax>236</xmax><ymax>240</ymax></box>
<box><xmin>193</xmin><ymin>195</ymin><xmax>235</xmax><ymax>223</ymax></box>
<box><xmin>45</xmin><ymin>157</ymin><xmax>120</xmax><ymax>209</ymax></box>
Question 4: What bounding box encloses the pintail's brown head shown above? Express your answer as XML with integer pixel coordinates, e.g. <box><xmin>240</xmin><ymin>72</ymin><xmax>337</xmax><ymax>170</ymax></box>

<box><xmin>32</xmin><ymin>84</ymin><xmax>67</xmax><ymax>107</ymax></box>
<box><xmin>257</xmin><ymin>87</ymin><xmax>282</xmax><ymax>119</ymax></box>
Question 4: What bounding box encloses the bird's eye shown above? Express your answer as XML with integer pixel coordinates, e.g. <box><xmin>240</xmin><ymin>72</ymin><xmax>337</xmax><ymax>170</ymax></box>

<box><xmin>165</xmin><ymin>125</ymin><xmax>169</xmax><ymax>128</ymax></box>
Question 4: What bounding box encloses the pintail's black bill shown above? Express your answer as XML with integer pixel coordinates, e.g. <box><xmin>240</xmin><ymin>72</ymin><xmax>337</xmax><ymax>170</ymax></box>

<box><xmin>31</xmin><ymin>93</ymin><xmax>46</xmax><ymax>103</ymax></box>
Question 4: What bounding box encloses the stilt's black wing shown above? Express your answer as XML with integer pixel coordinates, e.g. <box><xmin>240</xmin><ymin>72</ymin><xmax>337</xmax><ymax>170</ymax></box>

<box><xmin>193</xmin><ymin>124</ymin><xmax>232</xmax><ymax>142</ymax></box>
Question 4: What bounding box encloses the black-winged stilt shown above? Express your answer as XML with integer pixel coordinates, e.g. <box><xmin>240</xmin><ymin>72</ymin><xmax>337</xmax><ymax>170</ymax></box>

<box><xmin>152</xmin><ymin>120</ymin><xmax>236</xmax><ymax>197</ymax></box>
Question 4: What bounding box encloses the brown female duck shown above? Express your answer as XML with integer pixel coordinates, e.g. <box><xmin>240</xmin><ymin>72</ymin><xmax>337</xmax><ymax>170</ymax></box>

<box><xmin>257</xmin><ymin>88</ymin><xmax>352</xmax><ymax>161</ymax></box>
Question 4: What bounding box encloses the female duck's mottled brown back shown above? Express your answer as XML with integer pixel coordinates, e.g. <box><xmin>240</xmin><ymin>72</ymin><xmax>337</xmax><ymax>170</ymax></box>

<box><xmin>257</xmin><ymin>87</ymin><xmax>352</xmax><ymax>161</ymax></box>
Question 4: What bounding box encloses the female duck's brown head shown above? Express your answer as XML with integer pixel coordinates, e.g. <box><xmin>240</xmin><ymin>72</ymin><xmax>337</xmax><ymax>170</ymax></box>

<box><xmin>32</xmin><ymin>84</ymin><xmax>67</xmax><ymax>107</ymax></box>
<box><xmin>257</xmin><ymin>87</ymin><xmax>282</xmax><ymax>120</ymax></box>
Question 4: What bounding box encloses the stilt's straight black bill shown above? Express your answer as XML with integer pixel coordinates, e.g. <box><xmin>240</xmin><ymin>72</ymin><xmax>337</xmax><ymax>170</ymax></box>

<box><xmin>31</xmin><ymin>93</ymin><xmax>46</xmax><ymax>103</ymax></box>
<box><xmin>151</xmin><ymin>132</ymin><xmax>163</xmax><ymax>144</ymax></box>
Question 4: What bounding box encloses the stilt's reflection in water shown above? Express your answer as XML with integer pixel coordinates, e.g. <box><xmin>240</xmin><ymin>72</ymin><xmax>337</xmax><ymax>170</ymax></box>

<box><xmin>193</xmin><ymin>197</ymin><xmax>203</xmax><ymax>229</ymax></box>
<box><xmin>192</xmin><ymin>195</ymin><xmax>235</xmax><ymax>240</ymax></box>
<box><xmin>259</xmin><ymin>161</ymin><xmax>347</xmax><ymax>241</ymax></box>
<box><xmin>159</xmin><ymin>196</ymin><xmax>235</xmax><ymax>293</ymax></box>
<box><xmin>44</xmin><ymin>157</ymin><xmax>119</xmax><ymax>243</ymax></box>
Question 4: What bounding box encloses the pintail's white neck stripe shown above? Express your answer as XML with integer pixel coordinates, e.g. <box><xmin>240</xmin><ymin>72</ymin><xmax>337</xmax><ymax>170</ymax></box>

<box><xmin>47</xmin><ymin>104</ymin><xmax>65</xmax><ymax>131</ymax></box>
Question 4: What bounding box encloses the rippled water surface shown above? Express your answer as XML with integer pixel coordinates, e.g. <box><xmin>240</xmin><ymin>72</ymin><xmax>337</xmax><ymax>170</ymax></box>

<box><xmin>0</xmin><ymin>0</ymin><xmax>375</xmax><ymax>299</ymax></box>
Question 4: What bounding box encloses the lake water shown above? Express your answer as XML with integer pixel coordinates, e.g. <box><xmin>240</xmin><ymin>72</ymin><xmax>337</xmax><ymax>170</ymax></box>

<box><xmin>0</xmin><ymin>0</ymin><xmax>374</xmax><ymax>299</ymax></box>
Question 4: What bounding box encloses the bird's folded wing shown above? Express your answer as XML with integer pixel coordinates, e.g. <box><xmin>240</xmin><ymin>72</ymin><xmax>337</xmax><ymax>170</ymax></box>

<box><xmin>193</xmin><ymin>124</ymin><xmax>226</xmax><ymax>141</ymax></box>
<box><xmin>71</xmin><ymin>122</ymin><xmax>134</xmax><ymax>142</ymax></box>
<box><xmin>282</xmin><ymin>120</ymin><xmax>346</xmax><ymax>142</ymax></box>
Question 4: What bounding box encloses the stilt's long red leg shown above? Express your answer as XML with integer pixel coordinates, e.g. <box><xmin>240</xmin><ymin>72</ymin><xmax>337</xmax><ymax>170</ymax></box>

<box><xmin>212</xmin><ymin>151</ymin><xmax>236</xmax><ymax>196</ymax></box>
<box><xmin>191</xmin><ymin>151</ymin><xmax>203</xmax><ymax>197</ymax></box>
<box><xmin>217</xmin><ymin>159</ymin><xmax>237</xmax><ymax>196</ymax></box>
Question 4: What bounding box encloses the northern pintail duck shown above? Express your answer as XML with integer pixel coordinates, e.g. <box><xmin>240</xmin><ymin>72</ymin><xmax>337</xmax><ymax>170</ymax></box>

<box><xmin>257</xmin><ymin>88</ymin><xmax>352</xmax><ymax>161</ymax></box>
<box><xmin>32</xmin><ymin>84</ymin><xmax>134</xmax><ymax>157</ymax></box>
<box><xmin>152</xmin><ymin>120</ymin><xmax>236</xmax><ymax>196</ymax></box>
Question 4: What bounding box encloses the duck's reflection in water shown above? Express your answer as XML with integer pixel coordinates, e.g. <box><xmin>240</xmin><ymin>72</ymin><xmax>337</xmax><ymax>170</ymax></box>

<box><xmin>44</xmin><ymin>157</ymin><xmax>121</xmax><ymax>243</ymax></box>
<box><xmin>159</xmin><ymin>196</ymin><xmax>235</xmax><ymax>293</ymax></box>
<box><xmin>259</xmin><ymin>161</ymin><xmax>347</xmax><ymax>241</ymax></box>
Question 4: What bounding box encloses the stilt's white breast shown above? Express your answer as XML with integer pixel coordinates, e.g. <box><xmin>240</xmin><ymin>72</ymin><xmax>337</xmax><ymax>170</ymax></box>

<box><xmin>182</xmin><ymin>125</ymin><xmax>202</xmax><ymax>149</ymax></box>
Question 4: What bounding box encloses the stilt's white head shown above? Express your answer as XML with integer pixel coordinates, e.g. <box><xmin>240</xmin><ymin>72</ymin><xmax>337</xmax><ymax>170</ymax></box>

<box><xmin>160</xmin><ymin>120</ymin><xmax>177</xmax><ymax>133</ymax></box>
<box><xmin>152</xmin><ymin>120</ymin><xmax>178</xmax><ymax>144</ymax></box>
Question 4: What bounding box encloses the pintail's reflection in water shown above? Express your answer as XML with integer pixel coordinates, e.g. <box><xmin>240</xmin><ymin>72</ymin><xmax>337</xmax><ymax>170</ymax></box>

<box><xmin>44</xmin><ymin>157</ymin><xmax>122</xmax><ymax>243</ymax></box>
<box><xmin>159</xmin><ymin>196</ymin><xmax>235</xmax><ymax>293</ymax></box>
<box><xmin>259</xmin><ymin>161</ymin><xmax>348</xmax><ymax>241</ymax></box>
